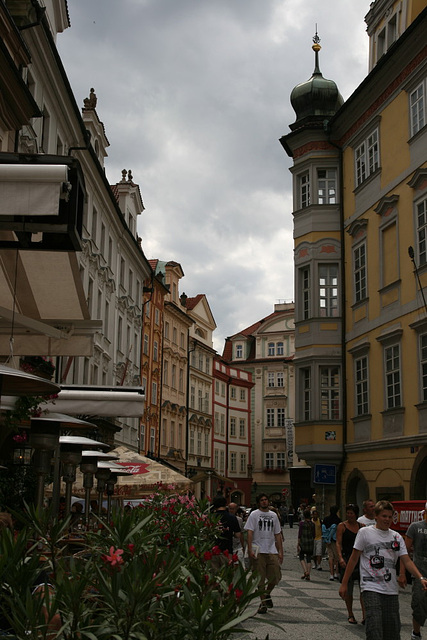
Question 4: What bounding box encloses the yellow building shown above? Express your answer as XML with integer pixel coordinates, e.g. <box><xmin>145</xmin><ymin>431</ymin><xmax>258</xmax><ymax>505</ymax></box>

<box><xmin>281</xmin><ymin>1</ymin><xmax>427</xmax><ymax>510</ymax></box>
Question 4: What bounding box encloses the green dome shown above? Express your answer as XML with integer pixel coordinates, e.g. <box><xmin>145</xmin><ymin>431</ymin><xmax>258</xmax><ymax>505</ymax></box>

<box><xmin>290</xmin><ymin>40</ymin><xmax>343</xmax><ymax>127</ymax></box>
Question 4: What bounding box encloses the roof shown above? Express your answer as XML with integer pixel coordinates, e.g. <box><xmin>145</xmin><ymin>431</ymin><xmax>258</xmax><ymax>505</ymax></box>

<box><xmin>185</xmin><ymin>294</ymin><xmax>204</xmax><ymax>310</ymax></box>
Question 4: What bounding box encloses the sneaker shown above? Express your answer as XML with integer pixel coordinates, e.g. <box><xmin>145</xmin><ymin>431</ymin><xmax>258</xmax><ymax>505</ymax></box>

<box><xmin>257</xmin><ymin>604</ymin><xmax>268</xmax><ymax>614</ymax></box>
<box><xmin>265</xmin><ymin>596</ymin><xmax>273</xmax><ymax>608</ymax></box>
<box><xmin>329</xmin><ymin>575</ymin><xmax>335</xmax><ymax>581</ymax></box>
<box><xmin>317</xmin><ymin>566</ymin><xmax>322</xmax><ymax>570</ymax></box>
<box><xmin>411</xmin><ymin>632</ymin><xmax>421</xmax><ymax>640</ymax></box>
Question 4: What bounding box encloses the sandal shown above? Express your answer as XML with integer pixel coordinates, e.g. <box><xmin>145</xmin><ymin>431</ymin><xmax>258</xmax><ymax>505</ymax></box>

<box><xmin>348</xmin><ymin>616</ymin><xmax>357</xmax><ymax>625</ymax></box>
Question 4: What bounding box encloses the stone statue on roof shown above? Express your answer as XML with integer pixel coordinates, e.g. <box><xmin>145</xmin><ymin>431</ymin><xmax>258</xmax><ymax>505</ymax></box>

<box><xmin>83</xmin><ymin>88</ymin><xmax>97</xmax><ymax>109</ymax></box>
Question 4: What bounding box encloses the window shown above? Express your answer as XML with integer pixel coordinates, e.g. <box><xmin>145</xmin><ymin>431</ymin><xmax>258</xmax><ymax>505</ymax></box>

<box><xmin>277</xmin><ymin>452</ymin><xmax>286</xmax><ymax>470</ymax></box>
<box><xmin>268</xmin><ymin>343</ymin><xmax>275</xmax><ymax>356</ymax></box>
<box><xmin>277</xmin><ymin>372</ymin><xmax>284</xmax><ymax>387</ymax></box>
<box><xmin>302</xmin><ymin>267</ymin><xmax>311</xmax><ymax>320</ymax></box>
<box><xmin>172</xmin><ymin>327</ymin><xmax>177</xmax><ymax>344</ymax></box>
<box><xmin>143</xmin><ymin>334</ymin><xmax>149</xmax><ymax>355</ymax></box>
<box><xmin>153</xmin><ymin>340</ymin><xmax>158</xmax><ymax>362</ymax></box>
<box><xmin>230</xmin><ymin>417</ymin><xmax>236</xmax><ymax>436</ymax></box>
<box><xmin>240</xmin><ymin>389</ymin><xmax>246</xmax><ymax>401</ymax></box>
<box><xmin>320</xmin><ymin>367</ymin><xmax>340</xmax><ymax>419</ymax></box>
<box><xmin>266</xmin><ymin>408</ymin><xmax>275</xmax><ymax>427</ymax></box>
<box><xmin>276</xmin><ymin>342</ymin><xmax>284</xmax><ymax>356</ymax></box>
<box><xmin>170</xmin><ymin>422</ymin><xmax>175</xmax><ymax>447</ymax></box>
<box><xmin>205</xmin><ymin>357</ymin><xmax>210</xmax><ymax>374</ymax></box>
<box><xmin>240</xmin><ymin>453</ymin><xmax>246</xmax><ymax>473</ymax></box>
<box><xmin>230</xmin><ymin>452</ymin><xmax>237</xmax><ymax>472</ymax></box>
<box><xmin>230</xmin><ymin>387</ymin><xmax>236</xmax><ymax>400</ymax></box>
<box><xmin>421</xmin><ymin>334</ymin><xmax>427</xmax><ymax>402</ymax></box>
<box><xmin>220</xmin><ymin>413</ymin><xmax>225</xmax><ymax>435</ymax></box>
<box><xmin>236</xmin><ymin>344</ymin><xmax>243</xmax><ymax>358</ymax></box>
<box><xmin>164</xmin><ymin>322</ymin><xmax>170</xmax><ymax>339</ymax></box>
<box><xmin>190</xmin><ymin>386</ymin><xmax>195</xmax><ymax>408</ymax></box>
<box><xmin>214</xmin><ymin>449</ymin><xmax>219</xmax><ymax>470</ymax></box>
<box><xmin>277</xmin><ymin>408</ymin><xmax>285</xmax><ymax>427</ymax></box>
<box><xmin>268</xmin><ymin>372</ymin><xmax>275</xmax><ymax>387</ymax></box>
<box><xmin>354</xmin><ymin>243</ymin><xmax>367</xmax><ymax>302</ymax></box>
<box><xmin>152</xmin><ymin>381</ymin><xmax>157</xmax><ymax>404</ymax></box>
<box><xmin>319</xmin><ymin>264</ymin><xmax>338</xmax><ymax>317</ymax></box>
<box><xmin>155</xmin><ymin>308</ymin><xmax>160</xmax><ymax>325</ymax></box>
<box><xmin>180</xmin><ymin>332</ymin><xmax>185</xmax><ymax>348</ymax></box>
<box><xmin>163</xmin><ymin>360</ymin><xmax>169</xmax><ymax>385</ymax></box>
<box><xmin>198</xmin><ymin>389</ymin><xmax>203</xmax><ymax>411</ymax></box>
<box><xmin>204</xmin><ymin>433</ymin><xmax>209</xmax><ymax>456</ymax></box>
<box><xmin>214</xmin><ymin>412</ymin><xmax>219</xmax><ymax>433</ymax></box>
<box><xmin>171</xmin><ymin>364</ymin><xmax>176</xmax><ymax>388</ymax></box>
<box><xmin>150</xmin><ymin>428</ymin><xmax>155</xmax><ymax>453</ymax></box>
<box><xmin>385</xmin><ymin>344</ymin><xmax>401</xmax><ymax>409</ymax></box>
<box><xmin>197</xmin><ymin>432</ymin><xmax>202</xmax><ymax>455</ymax></box>
<box><xmin>239</xmin><ymin>419</ymin><xmax>245</xmax><ymax>437</ymax></box>
<box><xmin>355</xmin><ymin>129</ymin><xmax>379</xmax><ymax>186</ymax></box>
<box><xmin>317</xmin><ymin>169</ymin><xmax>336</xmax><ymax>204</ymax></box>
<box><xmin>265</xmin><ymin>453</ymin><xmax>274</xmax><ymax>469</ymax></box>
<box><xmin>355</xmin><ymin>355</ymin><xmax>369</xmax><ymax>416</ymax></box>
<box><xmin>189</xmin><ymin>430</ymin><xmax>194</xmax><ymax>455</ymax></box>
<box><xmin>299</xmin><ymin>172</ymin><xmax>310</xmax><ymax>208</ymax></box>
<box><xmin>179</xmin><ymin>368</ymin><xmax>184</xmax><ymax>392</ymax></box>
<box><xmin>417</xmin><ymin>197</ymin><xmax>427</xmax><ymax>266</ymax></box>
<box><xmin>220</xmin><ymin>450</ymin><xmax>225</xmax><ymax>473</ymax></box>
<box><xmin>410</xmin><ymin>82</ymin><xmax>425</xmax><ymax>137</ymax></box>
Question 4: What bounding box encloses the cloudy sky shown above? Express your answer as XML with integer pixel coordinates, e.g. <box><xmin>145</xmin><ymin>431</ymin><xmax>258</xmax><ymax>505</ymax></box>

<box><xmin>58</xmin><ymin>0</ymin><xmax>369</xmax><ymax>352</ymax></box>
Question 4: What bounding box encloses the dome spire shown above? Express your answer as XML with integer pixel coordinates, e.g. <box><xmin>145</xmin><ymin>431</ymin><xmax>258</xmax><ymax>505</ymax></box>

<box><xmin>289</xmin><ymin>30</ymin><xmax>344</xmax><ymax>130</ymax></box>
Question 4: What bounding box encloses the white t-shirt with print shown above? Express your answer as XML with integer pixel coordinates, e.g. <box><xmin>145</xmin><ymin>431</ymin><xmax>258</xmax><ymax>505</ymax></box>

<box><xmin>354</xmin><ymin>525</ymin><xmax>407</xmax><ymax>594</ymax></box>
<box><xmin>244</xmin><ymin>509</ymin><xmax>281</xmax><ymax>554</ymax></box>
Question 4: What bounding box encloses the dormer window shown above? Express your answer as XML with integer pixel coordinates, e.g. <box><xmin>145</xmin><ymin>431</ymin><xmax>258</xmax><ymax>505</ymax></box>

<box><xmin>236</xmin><ymin>344</ymin><xmax>243</xmax><ymax>358</ymax></box>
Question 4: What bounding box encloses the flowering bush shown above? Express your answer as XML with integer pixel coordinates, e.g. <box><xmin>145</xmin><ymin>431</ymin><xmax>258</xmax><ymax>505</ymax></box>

<box><xmin>0</xmin><ymin>493</ymin><xmax>264</xmax><ymax>640</ymax></box>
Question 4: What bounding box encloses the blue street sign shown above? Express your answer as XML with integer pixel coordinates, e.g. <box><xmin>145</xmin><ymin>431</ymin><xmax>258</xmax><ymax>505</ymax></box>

<box><xmin>313</xmin><ymin>464</ymin><xmax>336</xmax><ymax>485</ymax></box>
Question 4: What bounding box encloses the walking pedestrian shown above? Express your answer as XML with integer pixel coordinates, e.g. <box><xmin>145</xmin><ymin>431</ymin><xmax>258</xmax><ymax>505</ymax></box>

<box><xmin>336</xmin><ymin>503</ymin><xmax>365</xmax><ymax>625</ymax></box>
<box><xmin>311</xmin><ymin>509</ymin><xmax>323</xmax><ymax>570</ymax></box>
<box><xmin>357</xmin><ymin>499</ymin><xmax>376</xmax><ymax>526</ymax></box>
<box><xmin>399</xmin><ymin>503</ymin><xmax>427</xmax><ymax>640</ymax></box>
<box><xmin>244</xmin><ymin>493</ymin><xmax>283</xmax><ymax>614</ymax></box>
<box><xmin>339</xmin><ymin>500</ymin><xmax>427</xmax><ymax>640</ymax></box>
<box><xmin>288</xmin><ymin>505</ymin><xmax>295</xmax><ymax>528</ymax></box>
<box><xmin>322</xmin><ymin>505</ymin><xmax>341</xmax><ymax>581</ymax></box>
<box><xmin>298</xmin><ymin>508</ymin><xmax>315</xmax><ymax>581</ymax></box>
<box><xmin>211</xmin><ymin>496</ymin><xmax>242</xmax><ymax>569</ymax></box>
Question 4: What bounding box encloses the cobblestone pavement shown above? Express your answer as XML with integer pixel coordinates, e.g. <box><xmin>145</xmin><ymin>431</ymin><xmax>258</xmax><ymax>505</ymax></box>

<box><xmin>236</xmin><ymin>524</ymin><xmax>414</xmax><ymax>640</ymax></box>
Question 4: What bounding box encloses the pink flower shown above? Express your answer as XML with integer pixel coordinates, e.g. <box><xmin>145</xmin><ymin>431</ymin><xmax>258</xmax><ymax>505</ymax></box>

<box><xmin>103</xmin><ymin>546</ymin><xmax>124</xmax><ymax>566</ymax></box>
<box><xmin>235</xmin><ymin>588</ymin><xmax>244</xmax><ymax>602</ymax></box>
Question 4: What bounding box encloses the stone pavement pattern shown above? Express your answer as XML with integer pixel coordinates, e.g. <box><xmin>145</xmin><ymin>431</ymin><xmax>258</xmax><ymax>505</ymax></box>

<box><xmin>237</xmin><ymin>524</ymin><xmax>414</xmax><ymax>640</ymax></box>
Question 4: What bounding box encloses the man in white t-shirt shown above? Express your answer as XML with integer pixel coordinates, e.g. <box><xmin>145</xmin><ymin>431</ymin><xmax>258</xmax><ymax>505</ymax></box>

<box><xmin>357</xmin><ymin>499</ymin><xmax>376</xmax><ymax>526</ymax></box>
<box><xmin>244</xmin><ymin>493</ymin><xmax>283</xmax><ymax>614</ymax></box>
<box><xmin>340</xmin><ymin>500</ymin><xmax>427</xmax><ymax>639</ymax></box>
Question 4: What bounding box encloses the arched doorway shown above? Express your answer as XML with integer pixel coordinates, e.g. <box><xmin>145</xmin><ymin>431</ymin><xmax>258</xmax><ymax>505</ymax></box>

<box><xmin>411</xmin><ymin>446</ymin><xmax>427</xmax><ymax>499</ymax></box>
<box><xmin>346</xmin><ymin>468</ymin><xmax>369</xmax><ymax>512</ymax></box>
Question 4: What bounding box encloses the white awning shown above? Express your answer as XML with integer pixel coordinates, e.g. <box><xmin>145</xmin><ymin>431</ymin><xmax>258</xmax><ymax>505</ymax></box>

<box><xmin>0</xmin><ymin>164</ymin><xmax>69</xmax><ymax>216</ymax></box>
<box><xmin>45</xmin><ymin>386</ymin><xmax>145</xmax><ymax>418</ymax></box>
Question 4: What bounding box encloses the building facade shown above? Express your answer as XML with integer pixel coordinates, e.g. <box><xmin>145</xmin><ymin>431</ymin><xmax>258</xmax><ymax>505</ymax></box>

<box><xmin>213</xmin><ymin>357</ymin><xmax>253</xmax><ymax>505</ymax></box>
<box><xmin>281</xmin><ymin>1</ymin><xmax>427</xmax><ymax>509</ymax></box>
<box><xmin>222</xmin><ymin>303</ymin><xmax>304</xmax><ymax>506</ymax></box>
<box><xmin>0</xmin><ymin>1</ymin><xmax>152</xmax><ymax>451</ymax></box>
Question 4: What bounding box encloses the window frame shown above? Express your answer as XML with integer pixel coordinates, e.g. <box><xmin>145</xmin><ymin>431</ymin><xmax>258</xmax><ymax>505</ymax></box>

<box><xmin>355</xmin><ymin>355</ymin><xmax>369</xmax><ymax>416</ymax></box>
<box><xmin>410</xmin><ymin>81</ymin><xmax>425</xmax><ymax>137</ymax></box>
<box><xmin>317</xmin><ymin>168</ymin><xmax>337</xmax><ymax>204</ymax></box>
<box><xmin>319</xmin><ymin>263</ymin><xmax>339</xmax><ymax>317</ymax></box>
<box><xmin>320</xmin><ymin>366</ymin><xmax>340</xmax><ymax>420</ymax></box>
<box><xmin>354</xmin><ymin>242</ymin><xmax>367</xmax><ymax>303</ymax></box>
<box><xmin>355</xmin><ymin>127</ymin><xmax>379</xmax><ymax>187</ymax></box>
<box><xmin>384</xmin><ymin>343</ymin><xmax>401</xmax><ymax>409</ymax></box>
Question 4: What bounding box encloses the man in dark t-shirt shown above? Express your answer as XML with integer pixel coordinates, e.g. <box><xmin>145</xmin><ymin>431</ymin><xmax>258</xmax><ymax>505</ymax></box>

<box><xmin>211</xmin><ymin>495</ymin><xmax>242</xmax><ymax>558</ymax></box>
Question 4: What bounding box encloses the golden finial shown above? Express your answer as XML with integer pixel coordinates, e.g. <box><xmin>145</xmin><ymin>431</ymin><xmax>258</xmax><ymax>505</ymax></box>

<box><xmin>312</xmin><ymin>26</ymin><xmax>321</xmax><ymax>52</ymax></box>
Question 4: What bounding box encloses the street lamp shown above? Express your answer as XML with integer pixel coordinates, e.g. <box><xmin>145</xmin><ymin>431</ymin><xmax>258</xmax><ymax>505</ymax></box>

<box><xmin>80</xmin><ymin>450</ymin><xmax>118</xmax><ymax>527</ymax></box>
